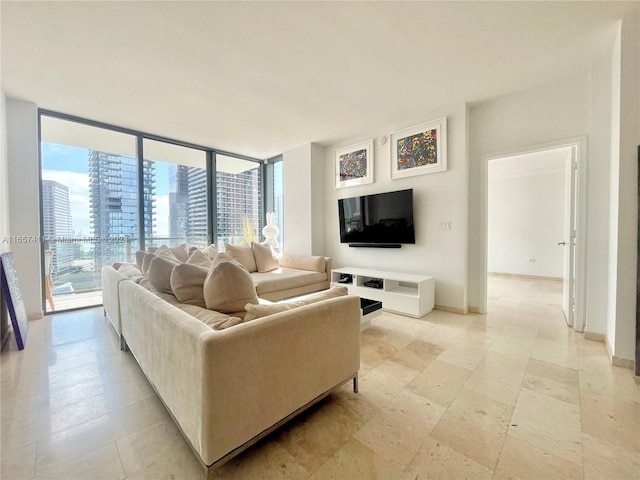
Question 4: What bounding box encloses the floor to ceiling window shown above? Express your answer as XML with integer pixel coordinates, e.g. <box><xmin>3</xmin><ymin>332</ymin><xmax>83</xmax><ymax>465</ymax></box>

<box><xmin>39</xmin><ymin>111</ymin><xmax>275</xmax><ymax>312</ymax></box>
<box><xmin>215</xmin><ymin>154</ymin><xmax>262</xmax><ymax>248</ymax></box>
<box><xmin>143</xmin><ymin>139</ymin><xmax>208</xmax><ymax>249</ymax></box>
<box><xmin>40</xmin><ymin>115</ymin><xmax>138</xmax><ymax>312</ymax></box>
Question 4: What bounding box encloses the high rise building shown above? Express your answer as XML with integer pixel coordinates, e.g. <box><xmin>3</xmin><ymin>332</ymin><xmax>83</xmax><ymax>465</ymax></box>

<box><xmin>169</xmin><ymin>164</ymin><xmax>189</xmax><ymax>241</ymax></box>
<box><xmin>188</xmin><ymin>167</ymin><xmax>208</xmax><ymax>244</ymax></box>
<box><xmin>168</xmin><ymin>165</ymin><xmax>208</xmax><ymax>246</ymax></box>
<box><xmin>41</xmin><ymin>179</ymin><xmax>74</xmax><ymax>281</ymax></box>
<box><xmin>89</xmin><ymin>151</ymin><xmax>155</xmax><ymax>271</ymax></box>
<box><xmin>216</xmin><ymin>168</ymin><xmax>261</xmax><ymax>246</ymax></box>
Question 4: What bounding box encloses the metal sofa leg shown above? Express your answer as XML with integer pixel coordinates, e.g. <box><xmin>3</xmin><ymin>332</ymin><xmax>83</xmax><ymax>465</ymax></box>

<box><xmin>353</xmin><ymin>373</ymin><xmax>358</xmax><ymax>393</ymax></box>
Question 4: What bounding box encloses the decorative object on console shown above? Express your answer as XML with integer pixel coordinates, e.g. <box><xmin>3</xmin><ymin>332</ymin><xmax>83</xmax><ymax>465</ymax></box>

<box><xmin>391</xmin><ymin>116</ymin><xmax>447</xmax><ymax>179</ymax></box>
<box><xmin>334</xmin><ymin>139</ymin><xmax>374</xmax><ymax>189</ymax></box>
<box><xmin>262</xmin><ymin>212</ymin><xmax>280</xmax><ymax>250</ymax></box>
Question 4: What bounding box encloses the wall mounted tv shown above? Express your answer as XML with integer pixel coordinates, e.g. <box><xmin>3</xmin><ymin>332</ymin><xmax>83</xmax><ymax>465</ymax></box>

<box><xmin>338</xmin><ymin>188</ymin><xmax>415</xmax><ymax>248</ymax></box>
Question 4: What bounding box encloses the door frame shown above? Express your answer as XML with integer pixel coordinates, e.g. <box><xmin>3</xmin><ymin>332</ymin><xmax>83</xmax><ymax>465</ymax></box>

<box><xmin>479</xmin><ymin>137</ymin><xmax>587</xmax><ymax>332</ymax></box>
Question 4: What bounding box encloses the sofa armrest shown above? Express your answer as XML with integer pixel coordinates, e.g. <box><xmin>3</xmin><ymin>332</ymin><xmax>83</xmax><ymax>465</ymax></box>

<box><xmin>199</xmin><ymin>294</ymin><xmax>360</xmax><ymax>466</ymax></box>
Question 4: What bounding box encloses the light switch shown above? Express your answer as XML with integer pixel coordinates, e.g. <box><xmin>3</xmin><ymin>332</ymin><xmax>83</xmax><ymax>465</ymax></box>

<box><xmin>439</xmin><ymin>222</ymin><xmax>451</xmax><ymax>230</ymax></box>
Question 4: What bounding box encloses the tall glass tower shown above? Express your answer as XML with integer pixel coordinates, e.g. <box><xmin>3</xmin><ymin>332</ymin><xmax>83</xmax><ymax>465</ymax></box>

<box><xmin>41</xmin><ymin>179</ymin><xmax>74</xmax><ymax>281</ymax></box>
<box><xmin>89</xmin><ymin>151</ymin><xmax>155</xmax><ymax>270</ymax></box>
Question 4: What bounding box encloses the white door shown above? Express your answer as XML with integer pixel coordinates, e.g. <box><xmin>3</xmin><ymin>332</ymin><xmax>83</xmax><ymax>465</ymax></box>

<box><xmin>561</xmin><ymin>148</ymin><xmax>577</xmax><ymax>327</ymax></box>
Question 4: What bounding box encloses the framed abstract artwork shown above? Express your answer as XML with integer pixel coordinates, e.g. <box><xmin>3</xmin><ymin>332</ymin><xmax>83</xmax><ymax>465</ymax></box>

<box><xmin>334</xmin><ymin>139</ymin><xmax>374</xmax><ymax>189</ymax></box>
<box><xmin>391</xmin><ymin>117</ymin><xmax>447</xmax><ymax>179</ymax></box>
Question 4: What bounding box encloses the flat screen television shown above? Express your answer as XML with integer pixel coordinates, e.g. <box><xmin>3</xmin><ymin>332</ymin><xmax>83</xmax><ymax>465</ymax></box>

<box><xmin>338</xmin><ymin>189</ymin><xmax>415</xmax><ymax>247</ymax></box>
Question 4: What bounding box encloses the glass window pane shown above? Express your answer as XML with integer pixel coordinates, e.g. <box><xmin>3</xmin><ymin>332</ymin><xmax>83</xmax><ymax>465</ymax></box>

<box><xmin>142</xmin><ymin>139</ymin><xmax>208</xmax><ymax>248</ymax></box>
<box><xmin>40</xmin><ymin>116</ymin><xmax>137</xmax><ymax>312</ymax></box>
<box><xmin>216</xmin><ymin>155</ymin><xmax>262</xmax><ymax>248</ymax></box>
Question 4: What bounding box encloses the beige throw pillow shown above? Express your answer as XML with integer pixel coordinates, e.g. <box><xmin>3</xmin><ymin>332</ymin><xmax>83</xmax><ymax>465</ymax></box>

<box><xmin>170</xmin><ymin>263</ymin><xmax>209</xmax><ymax>307</ymax></box>
<box><xmin>147</xmin><ymin>255</ymin><xmax>181</xmax><ymax>294</ymax></box>
<box><xmin>224</xmin><ymin>243</ymin><xmax>257</xmax><ymax>272</ymax></box>
<box><xmin>203</xmin><ymin>253</ymin><xmax>259</xmax><ymax>313</ymax></box>
<box><xmin>117</xmin><ymin>263</ymin><xmax>143</xmax><ymax>280</ymax></box>
<box><xmin>170</xmin><ymin>243</ymin><xmax>189</xmax><ymax>262</ymax></box>
<box><xmin>135</xmin><ymin>250</ymin><xmax>146</xmax><ymax>271</ymax></box>
<box><xmin>202</xmin><ymin>244</ymin><xmax>218</xmax><ymax>261</ymax></box>
<box><xmin>252</xmin><ymin>242</ymin><xmax>279</xmax><ymax>273</ymax></box>
<box><xmin>141</xmin><ymin>252</ymin><xmax>156</xmax><ymax>275</ymax></box>
<box><xmin>278</xmin><ymin>253</ymin><xmax>326</xmax><ymax>273</ymax></box>
<box><xmin>187</xmin><ymin>249</ymin><xmax>213</xmax><ymax>268</ymax></box>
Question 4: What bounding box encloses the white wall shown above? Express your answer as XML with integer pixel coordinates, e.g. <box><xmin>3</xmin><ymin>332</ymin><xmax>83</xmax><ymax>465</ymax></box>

<box><xmin>468</xmin><ymin>73</ymin><xmax>591</xmax><ymax>313</ymax></box>
<box><xmin>6</xmin><ymin>98</ymin><xmax>42</xmax><ymax>319</ymax></box>
<box><xmin>608</xmin><ymin>12</ymin><xmax>639</xmax><ymax>362</ymax></box>
<box><xmin>488</xmin><ymin>163</ymin><xmax>565</xmax><ymax>278</ymax></box>
<box><xmin>324</xmin><ymin>103</ymin><xmax>469</xmax><ymax>312</ymax></box>
<box><xmin>0</xmin><ymin>92</ymin><xmax>9</xmax><ymax>254</ymax></box>
<box><xmin>283</xmin><ymin>143</ymin><xmax>325</xmax><ymax>256</ymax></box>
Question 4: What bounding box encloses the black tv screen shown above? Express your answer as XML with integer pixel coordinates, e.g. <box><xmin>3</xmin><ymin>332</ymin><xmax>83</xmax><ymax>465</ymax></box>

<box><xmin>338</xmin><ymin>189</ymin><xmax>415</xmax><ymax>246</ymax></box>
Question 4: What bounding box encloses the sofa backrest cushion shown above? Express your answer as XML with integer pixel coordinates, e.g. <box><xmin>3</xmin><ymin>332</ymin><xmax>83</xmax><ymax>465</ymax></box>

<box><xmin>171</xmin><ymin>263</ymin><xmax>209</xmax><ymax>307</ymax></box>
<box><xmin>204</xmin><ymin>253</ymin><xmax>259</xmax><ymax>313</ymax></box>
<box><xmin>252</xmin><ymin>242</ymin><xmax>279</xmax><ymax>273</ymax></box>
<box><xmin>224</xmin><ymin>243</ymin><xmax>257</xmax><ymax>272</ymax></box>
<box><xmin>278</xmin><ymin>253</ymin><xmax>326</xmax><ymax>273</ymax></box>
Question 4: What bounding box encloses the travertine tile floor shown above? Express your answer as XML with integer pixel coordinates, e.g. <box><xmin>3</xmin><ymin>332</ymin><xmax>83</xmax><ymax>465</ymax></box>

<box><xmin>1</xmin><ymin>275</ymin><xmax>639</xmax><ymax>479</ymax></box>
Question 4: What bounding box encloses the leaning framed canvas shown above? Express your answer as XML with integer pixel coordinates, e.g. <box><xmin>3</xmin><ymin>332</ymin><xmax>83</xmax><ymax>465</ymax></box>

<box><xmin>391</xmin><ymin>117</ymin><xmax>447</xmax><ymax>179</ymax></box>
<box><xmin>334</xmin><ymin>139</ymin><xmax>374</xmax><ymax>189</ymax></box>
<box><xmin>0</xmin><ymin>252</ymin><xmax>28</xmax><ymax>350</ymax></box>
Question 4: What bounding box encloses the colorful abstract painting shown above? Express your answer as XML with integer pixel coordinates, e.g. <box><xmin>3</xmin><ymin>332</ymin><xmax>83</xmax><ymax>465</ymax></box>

<box><xmin>391</xmin><ymin>117</ymin><xmax>447</xmax><ymax>179</ymax></box>
<box><xmin>339</xmin><ymin>148</ymin><xmax>368</xmax><ymax>181</ymax></box>
<box><xmin>396</xmin><ymin>129</ymin><xmax>437</xmax><ymax>170</ymax></box>
<box><xmin>334</xmin><ymin>139</ymin><xmax>374</xmax><ymax>188</ymax></box>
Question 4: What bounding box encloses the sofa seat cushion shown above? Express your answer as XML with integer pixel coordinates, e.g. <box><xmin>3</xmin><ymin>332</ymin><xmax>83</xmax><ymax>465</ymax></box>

<box><xmin>251</xmin><ymin>267</ymin><xmax>327</xmax><ymax>296</ymax></box>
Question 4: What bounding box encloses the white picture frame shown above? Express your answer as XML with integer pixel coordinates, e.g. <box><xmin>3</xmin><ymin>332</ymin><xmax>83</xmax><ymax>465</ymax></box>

<box><xmin>334</xmin><ymin>139</ymin><xmax>374</xmax><ymax>189</ymax></box>
<box><xmin>390</xmin><ymin>117</ymin><xmax>447</xmax><ymax>179</ymax></box>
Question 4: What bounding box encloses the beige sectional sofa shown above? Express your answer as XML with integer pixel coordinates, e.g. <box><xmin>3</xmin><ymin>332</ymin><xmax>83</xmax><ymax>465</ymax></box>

<box><xmin>101</xmin><ymin>247</ymin><xmax>360</xmax><ymax>475</ymax></box>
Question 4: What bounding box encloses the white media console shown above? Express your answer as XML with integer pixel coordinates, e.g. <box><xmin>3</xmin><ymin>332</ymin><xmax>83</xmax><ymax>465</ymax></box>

<box><xmin>330</xmin><ymin>267</ymin><xmax>435</xmax><ymax>318</ymax></box>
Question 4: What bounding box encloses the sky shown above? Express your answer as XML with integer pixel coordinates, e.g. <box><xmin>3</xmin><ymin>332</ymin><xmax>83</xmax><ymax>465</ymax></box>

<box><xmin>41</xmin><ymin>142</ymin><xmax>171</xmax><ymax>237</ymax></box>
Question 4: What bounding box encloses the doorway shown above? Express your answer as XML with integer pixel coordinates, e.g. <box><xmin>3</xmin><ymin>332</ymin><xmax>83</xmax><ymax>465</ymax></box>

<box><xmin>483</xmin><ymin>139</ymin><xmax>586</xmax><ymax>332</ymax></box>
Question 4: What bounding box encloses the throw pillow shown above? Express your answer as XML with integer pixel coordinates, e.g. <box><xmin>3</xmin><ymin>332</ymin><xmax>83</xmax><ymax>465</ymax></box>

<box><xmin>186</xmin><ymin>249</ymin><xmax>213</xmax><ymax>268</ymax></box>
<box><xmin>202</xmin><ymin>244</ymin><xmax>218</xmax><ymax>261</ymax></box>
<box><xmin>244</xmin><ymin>301</ymin><xmax>306</xmax><ymax>321</ymax></box>
<box><xmin>147</xmin><ymin>255</ymin><xmax>181</xmax><ymax>294</ymax></box>
<box><xmin>141</xmin><ymin>252</ymin><xmax>156</xmax><ymax>275</ymax></box>
<box><xmin>170</xmin><ymin>243</ymin><xmax>189</xmax><ymax>262</ymax></box>
<box><xmin>135</xmin><ymin>250</ymin><xmax>146</xmax><ymax>271</ymax></box>
<box><xmin>117</xmin><ymin>263</ymin><xmax>143</xmax><ymax>280</ymax></box>
<box><xmin>278</xmin><ymin>253</ymin><xmax>326</xmax><ymax>273</ymax></box>
<box><xmin>224</xmin><ymin>243</ymin><xmax>257</xmax><ymax>272</ymax></box>
<box><xmin>251</xmin><ymin>242</ymin><xmax>279</xmax><ymax>273</ymax></box>
<box><xmin>203</xmin><ymin>252</ymin><xmax>259</xmax><ymax>313</ymax></box>
<box><xmin>170</xmin><ymin>263</ymin><xmax>209</xmax><ymax>307</ymax></box>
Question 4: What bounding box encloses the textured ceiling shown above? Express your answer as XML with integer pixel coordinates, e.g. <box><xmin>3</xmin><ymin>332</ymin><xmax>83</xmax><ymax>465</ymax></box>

<box><xmin>1</xmin><ymin>1</ymin><xmax>632</xmax><ymax>158</ymax></box>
